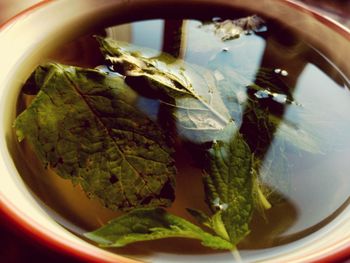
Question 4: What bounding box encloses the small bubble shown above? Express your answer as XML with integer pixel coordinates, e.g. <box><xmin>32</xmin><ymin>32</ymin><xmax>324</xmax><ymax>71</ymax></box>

<box><xmin>281</xmin><ymin>70</ymin><xmax>288</xmax><ymax>76</ymax></box>
<box><xmin>274</xmin><ymin>68</ymin><xmax>289</xmax><ymax>76</ymax></box>
<box><xmin>220</xmin><ymin>203</ymin><xmax>228</xmax><ymax>210</ymax></box>
<box><xmin>254</xmin><ymin>90</ymin><xmax>270</xmax><ymax>99</ymax></box>
<box><xmin>272</xmin><ymin>93</ymin><xmax>287</xmax><ymax>104</ymax></box>
<box><xmin>212</xmin><ymin>197</ymin><xmax>228</xmax><ymax>211</ymax></box>
<box><xmin>212</xmin><ymin>17</ymin><xmax>222</xmax><ymax>23</ymax></box>
<box><xmin>108</xmin><ymin>64</ymin><xmax>115</xmax><ymax>72</ymax></box>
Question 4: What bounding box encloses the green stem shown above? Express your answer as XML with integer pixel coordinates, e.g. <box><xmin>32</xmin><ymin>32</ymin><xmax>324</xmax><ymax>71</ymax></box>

<box><xmin>257</xmin><ymin>187</ymin><xmax>272</xmax><ymax>209</ymax></box>
<box><xmin>212</xmin><ymin>211</ymin><xmax>230</xmax><ymax>241</ymax></box>
<box><xmin>231</xmin><ymin>246</ymin><xmax>242</xmax><ymax>263</ymax></box>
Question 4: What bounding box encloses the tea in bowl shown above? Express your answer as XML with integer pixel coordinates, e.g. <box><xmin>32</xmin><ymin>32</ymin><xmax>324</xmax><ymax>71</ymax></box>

<box><xmin>1</xmin><ymin>0</ymin><xmax>350</xmax><ymax>262</ymax></box>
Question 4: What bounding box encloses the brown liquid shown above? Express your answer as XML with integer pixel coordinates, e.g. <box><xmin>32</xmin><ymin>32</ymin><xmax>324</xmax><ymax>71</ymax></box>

<box><xmin>13</xmin><ymin>18</ymin><xmax>350</xmax><ymax>259</ymax></box>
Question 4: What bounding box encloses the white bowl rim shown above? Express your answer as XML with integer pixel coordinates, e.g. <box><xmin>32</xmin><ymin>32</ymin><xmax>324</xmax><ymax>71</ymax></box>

<box><xmin>0</xmin><ymin>0</ymin><xmax>349</xmax><ymax>262</ymax></box>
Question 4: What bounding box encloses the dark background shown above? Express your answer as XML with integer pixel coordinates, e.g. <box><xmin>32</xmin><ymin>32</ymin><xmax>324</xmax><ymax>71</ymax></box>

<box><xmin>0</xmin><ymin>1</ymin><xmax>349</xmax><ymax>262</ymax></box>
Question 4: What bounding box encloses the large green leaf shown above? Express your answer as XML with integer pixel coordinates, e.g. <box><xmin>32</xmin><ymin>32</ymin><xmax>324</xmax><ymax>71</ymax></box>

<box><xmin>85</xmin><ymin>208</ymin><xmax>234</xmax><ymax>250</ymax></box>
<box><xmin>14</xmin><ymin>63</ymin><xmax>176</xmax><ymax>211</ymax></box>
<box><xmin>203</xmin><ymin>133</ymin><xmax>253</xmax><ymax>244</ymax></box>
<box><xmin>96</xmin><ymin>36</ymin><xmax>233</xmax><ymax>143</ymax></box>
<box><xmin>208</xmin><ymin>62</ymin><xmax>322</xmax><ymax>155</ymax></box>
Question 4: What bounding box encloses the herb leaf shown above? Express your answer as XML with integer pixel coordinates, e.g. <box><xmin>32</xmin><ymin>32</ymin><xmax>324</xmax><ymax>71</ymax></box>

<box><xmin>209</xmin><ymin>62</ymin><xmax>322</xmax><ymax>155</ymax></box>
<box><xmin>203</xmin><ymin>133</ymin><xmax>253</xmax><ymax>244</ymax></box>
<box><xmin>14</xmin><ymin>63</ymin><xmax>176</xmax><ymax>211</ymax></box>
<box><xmin>85</xmin><ymin>208</ymin><xmax>234</xmax><ymax>250</ymax></box>
<box><xmin>186</xmin><ymin>208</ymin><xmax>212</xmax><ymax>228</ymax></box>
<box><xmin>97</xmin><ymin>37</ymin><xmax>233</xmax><ymax>143</ymax></box>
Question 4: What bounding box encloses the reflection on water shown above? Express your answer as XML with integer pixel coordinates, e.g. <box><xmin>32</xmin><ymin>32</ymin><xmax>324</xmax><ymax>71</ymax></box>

<box><xmin>14</xmin><ymin>14</ymin><xmax>350</xmax><ymax>260</ymax></box>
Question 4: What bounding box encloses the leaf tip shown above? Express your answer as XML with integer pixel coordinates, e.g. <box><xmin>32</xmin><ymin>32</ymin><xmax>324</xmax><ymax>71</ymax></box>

<box><xmin>84</xmin><ymin>231</ymin><xmax>113</xmax><ymax>247</ymax></box>
<box><xmin>13</xmin><ymin>123</ymin><xmax>25</xmax><ymax>142</ymax></box>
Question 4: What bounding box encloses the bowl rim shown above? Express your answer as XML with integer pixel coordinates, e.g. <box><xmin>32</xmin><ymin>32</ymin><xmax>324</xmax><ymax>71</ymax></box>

<box><xmin>0</xmin><ymin>0</ymin><xmax>349</xmax><ymax>262</ymax></box>
<box><xmin>0</xmin><ymin>3</ymin><xmax>139</xmax><ymax>263</ymax></box>
<box><xmin>0</xmin><ymin>0</ymin><xmax>80</xmax><ymax>260</ymax></box>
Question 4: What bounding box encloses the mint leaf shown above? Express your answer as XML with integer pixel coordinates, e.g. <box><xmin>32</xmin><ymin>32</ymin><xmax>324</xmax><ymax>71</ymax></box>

<box><xmin>86</xmin><ymin>38</ymin><xmax>254</xmax><ymax>250</ymax></box>
<box><xmin>208</xmin><ymin>64</ymin><xmax>321</xmax><ymax>204</ymax></box>
<box><xmin>14</xmin><ymin>63</ymin><xmax>176</xmax><ymax>211</ymax></box>
<box><xmin>85</xmin><ymin>208</ymin><xmax>234</xmax><ymax>250</ymax></box>
<box><xmin>96</xmin><ymin>37</ymin><xmax>233</xmax><ymax>143</ymax></box>
<box><xmin>251</xmin><ymin>157</ymin><xmax>273</xmax><ymax>212</ymax></box>
<box><xmin>186</xmin><ymin>208</ymin><xmax>212</xmax><ymax>228</ymax></box>
<box><xmin>215</xmin><ymin>65</ymin><xmax>321</xmax><ymax>155</ymax></box>
<box><xmin>203</xmin><ymin>133</ymin><xmax>253</xmax><ymax>244</ymax></box>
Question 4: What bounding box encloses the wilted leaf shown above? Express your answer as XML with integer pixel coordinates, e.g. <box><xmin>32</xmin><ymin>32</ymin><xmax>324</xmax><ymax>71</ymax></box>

<box><xmin>85</xmin><ymin>208</ymin><xmax>234</xmax><ymax>250</ymax></box>
<box><xmin>186</xmin><ymin>208</ymin><xmax>212</xmax><ymax>228</ymax></box>
<box><xmin>96</xmin><ymin>37</ymin><xmax>233</xmax><ymax>143</ymax></box>
<box><xmin>203</xmin><ymin>133</ymin><xmax>253</xmax><ymax>244</ymax></box>
<box><xmin>14</xmin><ymin>63</ymin><xmax>176</xmax><ymax>211</ymax></box>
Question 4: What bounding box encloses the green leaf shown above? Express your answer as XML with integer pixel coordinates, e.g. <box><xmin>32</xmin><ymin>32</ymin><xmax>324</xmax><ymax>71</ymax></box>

<box><xmin>251</xmin><ymin>157</ymin><xmax>272</xmax><ymax>212</ymax></box>
<box><xmin>203</xmin><ymin>133</ymin><xmax>253</xmax><ymax>244</ymax></box>
<box><xmin>14</xmin><ymin>63</ymin><xmax>176</xmax><ymax>211</ymax></box>
<box><xmin>249</xmin><ymin>69</ymin><xmax>322</xmax><ymax>154</ymax></box>
<box><xmin>85</xmin><ymin>208</ymin><xmax>234</xmax><ymax>250</ymax></box>
<box><xmin>96</xmin><ymin>36</ymin><xmax>233</xmax><ymax>143</ymax></box>
<box><xmin>256</xmin><ymin>148</ymin><xmax>290</xmax><ymax>205</ymax></box>
<box><xmin>186</xmin><ymin>208</ymin><xmax>212</xmax><ymax>228</ymax></box>
<box><xmin>249</xmin><ymin>67</ymin><xmax>294</xmax><ymax>102</ymax></box>
<box><xmin>210</xmin><ymin>64</ymin><xmax>321</xmax><ymax>155</ymax></box>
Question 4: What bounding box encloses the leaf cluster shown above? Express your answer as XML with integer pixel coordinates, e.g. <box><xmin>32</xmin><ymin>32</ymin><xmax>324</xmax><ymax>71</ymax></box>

<box><xmin>14</xmin><ymin>24</ymin><xmax>323</xmax><ymax>252</ymax></box>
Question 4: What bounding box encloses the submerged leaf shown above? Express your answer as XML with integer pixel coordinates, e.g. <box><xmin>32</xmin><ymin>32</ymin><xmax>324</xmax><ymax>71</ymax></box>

<box><xmin>209</xmin><ymin>63</ymin><xmax>321</xmax><ymax>155</ymax></box>
<box><xmin>85</xmin><ymin>208</ymin><xmax>234</xmax><ymax>250</ymax></box>
<box><xmin>203</xmin><ymin>133</ymin><xmax>253</xmax><ymax>244</ymax></box>
<box><xmin>186</xmin><ymin>208</ymin><xmax>212</xmax><ymax>228</ymax></box>
<box><xmin>97</xmin><ymin>37</ymin><xmax>233</xmax><ymax>143</ymax></box>
<box><xmin>14</xmin><ymin>63</ymin><xmax>176</xmax><ymax>211</ymax></box>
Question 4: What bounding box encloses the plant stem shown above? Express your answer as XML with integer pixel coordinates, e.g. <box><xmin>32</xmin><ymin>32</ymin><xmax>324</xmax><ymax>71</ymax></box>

<box><xmin>257</xmin><ymin>186</ymin><xmax>272</xmax><ymax>209</ymax></box>
<box><xmin>231</xmin><ymin>246</ymin><xmax>242</xmax><ymax>263</ymax></box>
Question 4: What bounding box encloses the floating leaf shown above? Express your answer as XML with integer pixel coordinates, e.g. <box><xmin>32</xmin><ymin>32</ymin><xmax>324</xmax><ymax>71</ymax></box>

<box><xmin>209</xmin><ymin>64</ymin><xmax>321</xmax><ymax>155</ymax></box>
<box><xmin>97</xmin><ymin>37</ymin><xmax>233</xmax><ymax>143</ymax></box>
<box><xmin>85</xmin><ymin>208</ymin><xmax>234</xmax><ymax>250</ymax></box>
<box><xmin>14</xmin><ymin>63</ymin><xmax>176</xmax><ymax>211</ymax></box>
<box><xmin>186</xmin><ymin>208</ymin><xmax>212</xmax><ymax>228</ymax></box>
<box><xmin>203</xmin><ymin>133</ymin><xmax>253</xmax><ymax>244</ymax></box>
<box><xmin>251</xmin><ymin>151</ymin><xmax>287</xmax><ymax>209</ymax></box>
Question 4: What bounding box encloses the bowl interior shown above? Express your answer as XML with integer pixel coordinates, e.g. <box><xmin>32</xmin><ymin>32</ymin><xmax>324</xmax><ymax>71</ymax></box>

<box><xmin>1</xmin><ymin>0</ymin><xmax>350</xmax><ymax>262</ymax></box>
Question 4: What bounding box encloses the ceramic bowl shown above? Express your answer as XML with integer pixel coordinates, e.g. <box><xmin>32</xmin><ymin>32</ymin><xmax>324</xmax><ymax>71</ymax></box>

<box><xmin>0</xmin><ymin>0</ymin><xmax>349</xmax><ymax>262</ymax></box>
